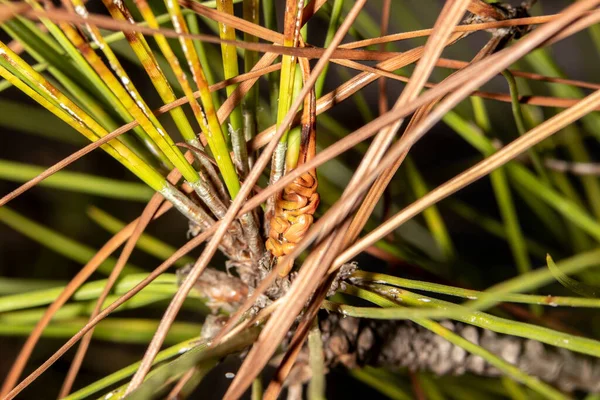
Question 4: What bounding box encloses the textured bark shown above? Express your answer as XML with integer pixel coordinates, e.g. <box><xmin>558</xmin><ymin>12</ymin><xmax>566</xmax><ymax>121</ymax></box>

<box><xmin>320</xmin><ymin>314</ymin><xmax>600</xmax><ymax>393</ymax></box>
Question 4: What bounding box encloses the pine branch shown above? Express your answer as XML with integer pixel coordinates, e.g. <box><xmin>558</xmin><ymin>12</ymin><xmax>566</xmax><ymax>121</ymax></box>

<box><xmin>320</xmin><ymin>314</ymin><xmax>600</xmax><ymax>393</ymax></box>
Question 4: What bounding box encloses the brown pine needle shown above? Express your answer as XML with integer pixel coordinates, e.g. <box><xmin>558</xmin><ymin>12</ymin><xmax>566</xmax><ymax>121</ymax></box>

<box><xmin>57</xmin><ymin>150</ymin><xmax>194</xmax><ymax>396</ymax></box>
<box><xmin>337</xmin><ymin>88</ymin><xmax>600</xmax><ymax>268</ymax></box>
<box><xmin>237</xmin><ymin>1</ymin><xmax>475</xmax><ymax>396</ymax></box>
<box><xmin>468</xmin><ymin>0</ymin><xmax>509</xmax><ymax>21</ymax></box>
<box><xmin>341</xmin><ymin>11</ymin><xmax>600</xmax><ymax>50</ymax></box>
<box><xmin>0</xmin><ymin>127</ymin><xmax>129</xmax><ymax>207</ymax></box>
<box><xmin>333</xmin><ymin>58</ymin><xmax>600</xmax><ymax>110</ymax></box>
<box><xmin>3</xmin><ymin>222</ymin><xmax>214</xmax><ymax>400</ymax></box>
<box><xmin>435</xmin><ymin>57</ymin><xmax>600</xmax><ymax>90</ymax></box>
<box><xmin>124</xmin><ymin>0</ymin><xmax>368</xmax><ymax>394</ymax></box>
<box><xmin>0</xmin><ymin>218</ymin><xmax>143</xmax><ymax>397</ymax></box>
<box><xmin>214</xmin><ymin>0</ymin><xmax>599</xmax><ymax>359</ymax></box>
<box><xmin>0</xmin><ymin>161</ymin><xmax>189</xmax><ymax>397</ymax></box>
<box><xmin>327</xmin><ymin>0</ymin><xmax>600</xmax><ymax>269</ymax></box>
<box><xmin>343</xmin><ymin>27</ymin><xmax>514</xmax><ymax>256</ymax></box>
<box><xmin>166</xmin><ymin>368</ymin><xmax>197</xmax><ymax>399</ymax></box>
<box><xmin>0</xmin><ymin>64</ymin><xmax>278</xmax><ymax>207</ymax></box>
<box><xmin>251</xmin><ymin>21</ymin><xmax>600</xmax><ymax>151</ymax></box>
<box><xmin>378</xmin><ymin>0</ymin><xmax>392</xmax><ymax>115</ymax></box>
<box><xmin>2</xmin><ymin>2</ymin><xmax>399</xmax><ymax>61</ymax></box>
<box><xmin>546</xmin><ymin>8</ymin><xmax>600</xmax><ymax>46</ymax></box>
<box><xmin>262</xmin><ymin>235</ymin><xmax>346</xmax><ymax>400</ymax></box>
<box><xmin>217</xmin><ymin>53</ymin><xmax>280</xmax><ymax>124</ymax></box>
<box><xmin>58</xmin><ymin>194</ymin><xmax>165</xmax><ymax>397</ymax></box>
